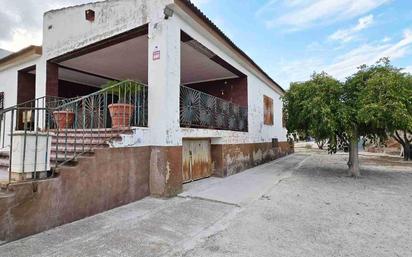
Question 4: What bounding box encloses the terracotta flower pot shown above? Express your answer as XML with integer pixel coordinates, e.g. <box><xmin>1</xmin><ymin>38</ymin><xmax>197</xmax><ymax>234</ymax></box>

<box><xmin>108</xmin><ymin>103</ymin><xmax>135</xmax><ymax>129</ymax></box>
<box><xmin>53</xmin><ymin>111</ymin><xmax>75</xmax><ymax>129</ymax></box>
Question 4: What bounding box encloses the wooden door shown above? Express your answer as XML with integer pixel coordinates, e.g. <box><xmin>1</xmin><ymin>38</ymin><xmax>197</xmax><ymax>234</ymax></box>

<box><xmin>182</xmin><ymin>139</ymin><xmax>212</xmax><ymax>183</ymax></box>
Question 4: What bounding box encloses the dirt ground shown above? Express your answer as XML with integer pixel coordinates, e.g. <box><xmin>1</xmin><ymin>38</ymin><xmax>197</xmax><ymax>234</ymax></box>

<box><xmin>1</xmin><ymin>152</ymin><xmax>411</xmax><ymax>257</ymax></box>
<box><xmin>181</xmin><ymin>152</ymin><xmax>412</xmax><ymax>257</ymax></box>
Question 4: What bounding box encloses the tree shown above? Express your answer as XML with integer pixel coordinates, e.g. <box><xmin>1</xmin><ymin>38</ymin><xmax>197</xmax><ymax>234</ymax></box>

<box><xmin>358</xmin><ymin>62</ymin><xmax>412</xmax><ymax>160</ymax></box>
<box><xmin>282</xmin><ymin>59</ymin><xmax>411</xmax><ymax>177</ymax></box>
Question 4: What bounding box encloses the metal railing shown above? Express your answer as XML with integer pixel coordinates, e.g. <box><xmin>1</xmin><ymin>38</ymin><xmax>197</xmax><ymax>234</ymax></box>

<box><xmin>0</xmin><ymin>96</ymin><xmax>74</xmax><ymax>148</ymax></box>
<box><xmin>51</xmin><ymin>80</ymin><xmax>148</xmax><ymax>166</ymax></box>
<box><xmin>180</xmin><ymin>85</ymin><xmax>248</xmax><ymax>132</ymax></box>
<box><xmin>0</xmin><ymin>80</ymin><xmax>148</xmax><ymax>185</ymax></box>
<box><xmin>0</xmin><ymin>96</ymin><xmax>71</xmax><ymax>184</ymax></box>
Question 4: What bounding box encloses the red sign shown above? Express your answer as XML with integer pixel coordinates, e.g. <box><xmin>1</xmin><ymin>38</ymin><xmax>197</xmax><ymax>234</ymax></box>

<box><xmin>153</xmin><ymin>50</ymin><xmax>160</xmax><ymax>60</ymax></box>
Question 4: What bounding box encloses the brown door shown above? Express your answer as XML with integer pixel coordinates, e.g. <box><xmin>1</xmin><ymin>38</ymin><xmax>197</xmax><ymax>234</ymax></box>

<box><xmin>182</xmin><ymin>139</ymin><xmax>212</xmax><ymax>183</ymax></box>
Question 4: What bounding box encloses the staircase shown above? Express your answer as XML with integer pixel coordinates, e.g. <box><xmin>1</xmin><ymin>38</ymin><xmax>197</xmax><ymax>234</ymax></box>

<box><xmin>0</xmin><ymin>129</ymin><xmax>131</xmax><ymax>185</ymax></box>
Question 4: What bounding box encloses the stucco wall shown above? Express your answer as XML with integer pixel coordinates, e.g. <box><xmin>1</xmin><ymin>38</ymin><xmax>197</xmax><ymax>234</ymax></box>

<box><xmin>175</xmin><ymin>11</ymin><xmax>287</xmax><ymax>144</ymax></box>
<box><xmin>212</xmin><ymin>142</ymin><xmax>294</xmax><ymax>177</ymax></box>
<box><xmin>0</xmin><ymin>58</ymin><xmax>40</xmax><ymax>109</ymax></box>
<box><xmin>33</xmin><ymin>0</ymin><xmax>286</xmax><ymax>147</ymax></box>
<box><xmin>0</xmin><ymin>58</ymin><xmax>41</xmax><ymax>149</ymax></box>
<box><xmin>0</xmin><ymin>147</ymin><xmax>150</xmax><ymax>242</ymax></box>
<box><xmin>43</xmin><ymin>0</ymin><xmax>172</xmax><ymax>60</ymax></box>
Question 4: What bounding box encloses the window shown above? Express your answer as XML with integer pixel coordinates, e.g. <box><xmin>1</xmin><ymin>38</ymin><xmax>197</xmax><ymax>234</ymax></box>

<box><xmin>263</xmin><ymin>95</ymin><xmax>273</xmax><ymax>125</ymax></box>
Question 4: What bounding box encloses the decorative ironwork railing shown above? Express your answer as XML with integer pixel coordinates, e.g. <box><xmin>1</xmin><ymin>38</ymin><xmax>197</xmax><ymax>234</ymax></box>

<box><xmin>180</xmin><ymin>86</ymin><xmax>248</xmax><ymax>132</ymax></box>
<box><xmin>54</xmin><ymin>80</ymin><xmax>148</xmax><ymax>130</ymax></box>
<box><xmin>0</xmin><ymin>80</ymin><xmax>148</xmax><ymax>185</ymax></box>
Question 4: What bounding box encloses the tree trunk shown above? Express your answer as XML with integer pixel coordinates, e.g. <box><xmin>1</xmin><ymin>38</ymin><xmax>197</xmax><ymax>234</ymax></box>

<box><xmin>348</xmin><ymin>137</ymin><xmax>360</xmax><ymax>177</ymax></box>
<box><xmin>404</xmin><ymin>142</ymin><xmax>411</xmax><ymax>161</ymax></box>
<box><xmin>347</xmin><ymin>142</ymin><xmax>353</xmax><ymax>169</ymax></box>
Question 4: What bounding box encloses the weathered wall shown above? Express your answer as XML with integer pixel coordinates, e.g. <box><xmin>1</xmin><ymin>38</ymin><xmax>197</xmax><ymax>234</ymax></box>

<box><xmin>212</xmin><ymin>141</ymin><xmax>294</xmax><ymax>177</ymax></box>
<box><xmin>36</xmin><ymin>0</ymin><xmax>287</xmax><ymax>148</ymax></box>
<box><xmin>0</xmin><ymin>58</ymin><xmax>41</xmax><ymax>148</ymax></box>
<box><xmin>0</xmin><ymin>147</ymin><xmax>150</xmax><ymax>242</ymax></box>
<box><xmin>0</xmin><ymin>58</ymin><xmax>40</xmax><ymax>110</ymax></box>
<box><xmin>150</xmin><ymin>146</ymin><xmax>183</xmax><ymax>197</ymax></box>
<box><xmin>175</xmin><ymin>9</ymin><xmax>287</xmax><ymax>145</ymax></box>
<box><xmin>43</xmin><ymin>0</ymin><xmax>173</xmax><ymax>60</ymax></box>
<box><xmin>186</xmin><ymin>77</ymin><xmax>248</xmax><ymax>107</ymax></box>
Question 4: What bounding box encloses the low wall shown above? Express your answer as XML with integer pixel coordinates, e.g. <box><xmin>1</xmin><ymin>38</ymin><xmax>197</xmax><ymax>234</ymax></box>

<box><xmin>0</xmin><ymin>142</ymin><xmax>292</xmax><ymax>242</ymax></box>
<box><xmin>0</xmin><ymin>147</ymin><xmax>151</xmax><ymax>242</ymax></box>
<box><xmin>212</xmin><ymin>141</ymin><xmax>294</xmax><ymax>177</ymax></box>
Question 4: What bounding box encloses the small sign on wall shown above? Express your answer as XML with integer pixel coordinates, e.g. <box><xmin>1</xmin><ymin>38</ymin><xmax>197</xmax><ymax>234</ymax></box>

<box><xmin>153</xmin><ymin>46</ymin><xmax>160</xmax><ymax>61</ymax></box>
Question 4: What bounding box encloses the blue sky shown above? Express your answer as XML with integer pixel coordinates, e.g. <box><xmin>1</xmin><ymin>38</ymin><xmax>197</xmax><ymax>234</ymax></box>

<box><xmin>192</xmin><ymin>0</ymin><xmax>412</xmax><ymax>89</ymax></box>
<box><xmin>1</xmin><ymin>0</ymin><xmax>411</xmax><ymax>89</ymax></box>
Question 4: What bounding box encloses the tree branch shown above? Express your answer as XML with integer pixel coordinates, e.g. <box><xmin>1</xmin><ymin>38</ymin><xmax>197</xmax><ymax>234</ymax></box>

<box><xmin>394</xmin><ymin>131</ymin><xmax>405</xmax><ymax>146</ymax></box>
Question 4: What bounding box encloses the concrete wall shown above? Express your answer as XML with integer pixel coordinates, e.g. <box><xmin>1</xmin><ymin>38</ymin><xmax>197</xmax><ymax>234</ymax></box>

<box><xmin>0</xmin><ymin>58</ymin><xmax>41</xmax><ymax>149</ymax></box>
<box><xmin>212</xmin><ymin>142</ymin><xmax>294</xmax><ymax>177</ymax></box>
<box><xmin>0</xmin><ymin>58</ymin><xmax>40</xmax><ymax>110</ymax></box>
<box><xmin>43</xmin><ymin>0</ymin><xmax>172</xmax><ymax>60</ymax></box>
<box><xmin>36</xmin><ymin>0</ymin><xmax>287</xmax><ymax>147</ymax></box>
<box><xmin>175</xmin><ymin>12</ymin><xmax>286</xmax><ymax>145</ymax></box>
<box><xmin>0</xmin><ymin>147</ymin><xmax>150</xmax><ymax>242</ymax></box>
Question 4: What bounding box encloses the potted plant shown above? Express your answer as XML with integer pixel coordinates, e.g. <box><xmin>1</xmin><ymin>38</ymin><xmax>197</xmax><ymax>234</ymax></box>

<box><xmin>104</xmin><ymin>80</ymin><xmax>141</xmax><ymax>129</ymax></box>
<box><xmin>53</xmin><ymin>109</ymin><xmax>75</xmax><ymax>129</ymax></box>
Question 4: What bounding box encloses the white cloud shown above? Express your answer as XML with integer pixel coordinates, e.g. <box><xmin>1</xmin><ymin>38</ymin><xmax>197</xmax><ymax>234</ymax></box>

<box><xmin>0</xmin><ymin>0</ymin><xmax>91</xmax><ymax>52</ymax></box>
<box><xmin>329</xmin><ymin>15</ymin><xmax>374</xmax><ymax>42</ymax></box>
<box><xmin>403</xmin><ymin>65</ymin><xmax>412</xmax><ymax>74</ymax></box>
<box><xmin>274</xmin><ymin>29</ymin><xmax>412</xmax><ymax>87</ymax></box>
<box><xmin>324</xmin><ymin>29</ymin><xmax>412</xmax><ymax>79</ymax></box>
<box><xmin>382</xmin><ymin>36</ymin><xmax>392</xmax><ymax>42</ymax></box>
<box><xmin>272</xmin><ymin>58</ymin><xmax>324</xmax><ymax>88</ymax></box>
<box><xmin>259</xmin><ymin>0</ymin><xmax>389</xmax><ymax>30</ymax></box>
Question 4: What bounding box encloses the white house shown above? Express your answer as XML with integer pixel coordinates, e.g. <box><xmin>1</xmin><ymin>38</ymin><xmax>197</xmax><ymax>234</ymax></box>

<box><xmin>0</xmin><ymin>0</ymin><xmax>294</xmax><ymax>242</ymax></box>
<box><xmin>0</xmin><ymin>0</ymin><xmax>292</xmax><ymax>194</ymax></box>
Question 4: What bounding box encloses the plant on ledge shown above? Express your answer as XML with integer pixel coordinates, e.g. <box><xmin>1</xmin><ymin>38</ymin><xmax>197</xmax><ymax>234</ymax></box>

<box><xmin>103</xmin><ymin>80</ymin><xmax>143</xmax><ymax>129</ymax></box>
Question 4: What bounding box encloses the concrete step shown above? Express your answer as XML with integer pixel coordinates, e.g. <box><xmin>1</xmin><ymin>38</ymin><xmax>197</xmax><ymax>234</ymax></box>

<box><xmin>51</xmin><ymin>137</ymin><xmax>111</xmax><ymax>145</ymax></box>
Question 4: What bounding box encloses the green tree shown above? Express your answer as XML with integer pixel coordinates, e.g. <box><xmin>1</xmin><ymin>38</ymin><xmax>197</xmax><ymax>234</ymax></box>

<box><xmin>282</xmin><ymin>59</ymin><xmax>411</xmax><ymax>177</ymax></box>
<box><xmin>359</xmin><ymin>62</ymin><xmax>412</xmax><ymax>160</ymax></box>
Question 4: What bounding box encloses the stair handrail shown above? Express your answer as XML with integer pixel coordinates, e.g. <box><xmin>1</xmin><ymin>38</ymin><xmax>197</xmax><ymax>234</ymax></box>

<box><xmin>50</xmin><ymin>79</ymin><xmax>148</xmax><ymax>169</ymax></box>
<box><xmin>0</xmin><ymin>96</ymin><xmax>77</xmax><ymax>114</ymax></box>
<box><xmin>55</xmin><ymin>80</ymin><xmax>147</xmax><ymax>110</ymax></box>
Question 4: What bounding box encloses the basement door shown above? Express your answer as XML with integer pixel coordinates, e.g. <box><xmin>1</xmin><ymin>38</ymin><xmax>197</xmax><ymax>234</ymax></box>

<box><xmin>182</xmin><ymin>139</ymin><xmax>212</xmax><ymax>183</ymax></box>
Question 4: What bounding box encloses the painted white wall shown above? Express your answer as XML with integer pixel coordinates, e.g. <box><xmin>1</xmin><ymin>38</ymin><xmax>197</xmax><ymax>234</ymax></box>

<box><xmin>147</xmin><ymin>16</ymin><xmax>182</xmax><ymax>146</ymax></box>
<box><xmin>0</xmin><ymin>58</ymin><xmax>41</xmax><ymax>149</ymax></box>
<box><xmin>0</xmin><ymin>58</ymin><xmax>40</xmax><ymax>109</ymax></box>
<box><xmin>174</xmin><ymin>8</ymin><xmax>287</xmax><ymax>144</ymax></box>
<box><xmin>34</xmin><ymin>0</ymin><xmax>286</xmax><ymax>148</ymax></box>
<box><xmin>43</xmin><ymin>0</ymin><xmax>172</xmax><ymax>60</ymax></box>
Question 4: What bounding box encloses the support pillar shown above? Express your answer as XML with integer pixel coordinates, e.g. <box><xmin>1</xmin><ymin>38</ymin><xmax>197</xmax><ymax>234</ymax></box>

<box><xmin>46</xmin><ymin>62</ymin><xmax>59</xmax><ymax>97</ymax></box>
<box><xmin>147</xmin><ymin>16</ymin><xmax>183</xmax><ymax>197</ymax></box>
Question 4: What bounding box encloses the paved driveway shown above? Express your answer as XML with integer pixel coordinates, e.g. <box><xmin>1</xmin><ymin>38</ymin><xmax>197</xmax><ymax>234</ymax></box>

<box><xmin>1</xmin><ymin>152</ymin><xmax>411</xmax><ymax>257</ymax></box>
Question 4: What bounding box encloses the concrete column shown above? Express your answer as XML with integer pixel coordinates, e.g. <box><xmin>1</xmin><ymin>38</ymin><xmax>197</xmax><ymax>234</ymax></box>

<box><xmin>34</xmin><ymin>57</ymin><xmax>47</xmax><ymax>130</ymax></box>
<box><xmin>46</xmin><ymin>62</ymin><xmax>59</xmax><ymax>97</ymax></box>
<box><xmin>148</xmin><ymin>17</ymin><xmax>183</xmax><ymax>197</ymax></box>
<box><xmin>148</xmin><ymin>17</ymin><xmax>181</xmax><ymax>146</ymax></box>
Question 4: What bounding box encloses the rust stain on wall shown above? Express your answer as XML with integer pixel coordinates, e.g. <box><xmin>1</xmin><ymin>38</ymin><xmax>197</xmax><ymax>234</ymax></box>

<box><xmin>0</xmin><ymin>147</ymin><xmax>151</xmax><ymax>243</ymax></box>
<box><xmin>212</xmin><ymin>142</ymin><xmax>294</xmax><ymax>177</ymax></box>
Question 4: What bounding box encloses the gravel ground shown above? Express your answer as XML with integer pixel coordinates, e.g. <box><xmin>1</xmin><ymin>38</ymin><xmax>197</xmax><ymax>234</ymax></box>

<box><xmin>180</xmin><ymin>152</ymin><xmax>412</xmax><ymax>257</ymax></box>
<box><xmin>1</xmin><ymin>152</ymin><xmax>411</xmax><ymax>257</ymax></box>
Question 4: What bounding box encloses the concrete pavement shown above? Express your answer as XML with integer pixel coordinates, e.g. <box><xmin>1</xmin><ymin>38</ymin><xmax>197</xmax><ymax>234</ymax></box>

<box><xmin>0</xmin><ymin>154</ymin><xmax>305</xmax><ymax>257</ymax></box>
<box><xmin>2</xmin><ymin>152</ymin><xmax>409</xmax><ymax>257</ymax></box>
<box><xmin>179</xmin><ymin>154</ymin><xmax>308</xmax><ymax>206</ymax></box>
